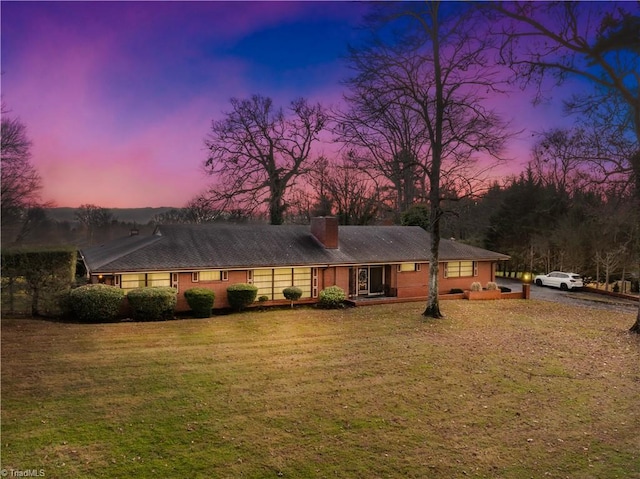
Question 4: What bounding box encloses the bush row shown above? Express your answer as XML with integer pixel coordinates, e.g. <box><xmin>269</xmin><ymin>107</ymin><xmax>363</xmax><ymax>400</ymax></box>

<box><xmin>64</xmin><ymin>283</ymin><xmax>347</xmax><ymax>323</ymax></box>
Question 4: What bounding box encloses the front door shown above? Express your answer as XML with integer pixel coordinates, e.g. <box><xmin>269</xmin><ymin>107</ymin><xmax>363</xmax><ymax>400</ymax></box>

<box><xmin>357</xmin><ymin>267</ymin><xmax>369</xmax><ymax>295</ymax></box>
<box><xmin>357</xmin><ymin>266</ymin><xmax>385</xmax><ymax>296</ymax></box>
<box><xmin>369</xmin><ymin>266</ymin><xmax>384</xmax><ymax>295</ymax></box>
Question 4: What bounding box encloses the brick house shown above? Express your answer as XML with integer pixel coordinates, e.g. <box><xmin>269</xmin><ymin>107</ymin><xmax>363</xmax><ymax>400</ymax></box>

<box><xmin>79</xmin><ymin>217</ymin><xmax>509</xmax><ymax>310</ymax></box>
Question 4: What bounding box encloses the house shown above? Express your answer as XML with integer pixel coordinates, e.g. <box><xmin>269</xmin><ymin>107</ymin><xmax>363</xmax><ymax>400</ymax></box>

<box><xmin>79</xmin><ymin>217</ymin><xmax>509</xmax><ymax>310</ymax></box>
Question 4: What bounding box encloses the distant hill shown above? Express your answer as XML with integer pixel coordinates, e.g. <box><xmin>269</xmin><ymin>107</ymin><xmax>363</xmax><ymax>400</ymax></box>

<box><xmin>45</xmin><ymin>207</ymin><xmax>178</xmax><ymax>224</ymax></box>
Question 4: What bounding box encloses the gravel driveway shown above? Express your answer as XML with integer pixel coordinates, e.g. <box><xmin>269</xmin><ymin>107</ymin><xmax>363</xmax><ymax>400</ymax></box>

<box><xmin>496</xmin><ymin>277</ymin><xmax>639</xmax><ymax>314</ymax></box>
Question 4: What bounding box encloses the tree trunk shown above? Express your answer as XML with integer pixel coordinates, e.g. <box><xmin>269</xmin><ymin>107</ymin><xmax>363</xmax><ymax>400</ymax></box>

<box><xmin>269</xmin><ymin>184</ymin><xmax>285</xmax><ymax>225</ymax></box>
<box><xmin>630</xmin><ymin>174</ymin><xmax>640</xmax><ymax>334</ymax></box>
<box><xmin>423</xmin><ymin>204</ymin><xmax>443</xmax><ymax>318</ymax></box>
<box><xmin>31</xmin><ymin>287</ymin><xmax>39</xmax><ymax>317</ymax></box>
<box><xmin>629</xmin><ymin>158</ymin><xmax>640</xmax><ymax>334</ymax></box>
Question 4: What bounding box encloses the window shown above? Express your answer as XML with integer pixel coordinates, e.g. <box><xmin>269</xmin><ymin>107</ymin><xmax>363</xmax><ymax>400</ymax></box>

<box><xmin>444</xmin><ymin>261</ymin><xmax>477</xmax><ymax>278</ymax></box>
<box><xmin>148</xmin><ymin>273</ymin><xmax>171</xmax><ymax>287</ymax></box>
<box><xmin>253</xmin><ymin>269</ymin><xmax>274</xmax><ymax>298</ymax></box>
<box><xmin>121</xmin><ymin>273</ymin><xmax>146</xmax><ymax>290</ymax></box>
<box><xmin>119</xmin><ymin>273</ymin><xmax>170</xmax><ymax>290</ymax></box>
<box><xmin>192</xmin><ymin>270</ymin><xmax>228</xmax><ymax>282</ymax></box>
<box><xmin>251</xmin><ymin>268</ymin><xmax>313</xmax><ymax>301</ymax></box>
<box><xmin>398</xmin><ymin>263</ymin><xmax>419</xmax><ymax>272</ymax></box>
<box><xmin>293</xmin><ymin>268</ymin><xmax>312</xmax><ymax>297</ymax></box>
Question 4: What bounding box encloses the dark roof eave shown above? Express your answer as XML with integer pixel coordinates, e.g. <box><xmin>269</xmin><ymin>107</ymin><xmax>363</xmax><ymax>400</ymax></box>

<box><xmin>88</xmin><ymin>256</ymin><xmax>509</xmax><ymax>275</ymax></box>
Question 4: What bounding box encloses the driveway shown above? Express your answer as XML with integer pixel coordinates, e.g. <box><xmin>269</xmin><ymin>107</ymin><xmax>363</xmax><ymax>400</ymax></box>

<box><xmin>496</xmin><ymin>277</ymin><xmax>639</xmax><ymax>314</ymax></box>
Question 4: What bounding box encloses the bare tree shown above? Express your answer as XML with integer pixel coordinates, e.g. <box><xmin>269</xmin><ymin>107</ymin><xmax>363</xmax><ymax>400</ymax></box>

<box><xmin>75</xmin><ymin>204</ymin><xmax>115</xmax><ymax>244</ymax></box>
<box><xmin>328</xmin><ymin>155</ymin><xmax>381</xmax><ymax>225</ymax></box>
<box><xmin>494</xmin><ymin>1</ymin><xmax>640</xmax><ymax>331</ymax></box>
<box><xmin>204</xmin><ymin>95</ymin><xmax>327</xmax><ymax>225</ymax></box>
<box><xmin>349</xmin><ymin>2</ymin><xmax>510</xmax><ymax>317</ymax></box>
<box><xmin>1</xmin><ymin>104</ymin><xmax>44</xmax><ymax>243</ymax></box>
<box><xmin>183</xmin><ymin>195</ymin><xmax>224</xmax><ymax>224</ymax></box>
<box><xmin>530</xmin><ymin>128</ymin><xmax>594</xmax><ymax>194</ymax></box>
<box><xmin>334</xmin><ymin>86</ymin><xmax>429</xmax><ymax>219</ymax></box>
<box><xmin>304</xmin><ymin>155</ymin><xmax>381</xmax><ymax>225</ymax></box>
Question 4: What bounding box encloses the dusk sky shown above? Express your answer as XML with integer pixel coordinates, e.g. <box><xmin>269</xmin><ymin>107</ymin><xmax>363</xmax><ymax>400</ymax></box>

<box><xmin>2</xmin><ymin>1</ymin><xmax>575</xmax><ymax>208</ymax></box>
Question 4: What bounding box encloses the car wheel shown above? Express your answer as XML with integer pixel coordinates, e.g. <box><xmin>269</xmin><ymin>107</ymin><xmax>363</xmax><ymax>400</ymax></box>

<box><xmin>560</xmin><ymin>283</ymin><xmax>569</xmax><ymax>291</ymax></box>
<box><xmin>535</xmin><ymin>279</ymin><xmax>543</xmax><ymax>286</ymax></box>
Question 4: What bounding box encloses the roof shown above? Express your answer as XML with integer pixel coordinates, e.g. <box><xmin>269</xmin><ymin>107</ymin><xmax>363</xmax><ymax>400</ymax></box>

<box><xmin>80</xmin><ymin>223</ymin><xmax>509</xmax><ymax>274</ymax></box>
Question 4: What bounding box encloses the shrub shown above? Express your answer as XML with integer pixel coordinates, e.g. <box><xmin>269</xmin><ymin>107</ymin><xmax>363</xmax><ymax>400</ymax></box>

<box><xmin>184</xmin><ymin>288</ymin><xmax>215</xmax><ymax>318</ymax></box>
<box><xmin>283</xmin><ymin>286</ymin><xmax>303</xmax><ymax>307</ymax></box>
<box><xmin>258</xmin><ymin>295</ymin><xmax>269</xmax><ymax>302</ymax></box>
<box><xmin>449</xmin><ymin>288</ymin><xmax>464</xmax><ymax>294</ymax></box>
<box><xmin>470</xmin><ymin>282</ymin><xmax>482</xmax><ymax>292</ymax></box>
<box><xmin>69</xmin><ymin>284</ymin><xmax>125</xmax><ymax>323</ymax></box>
<box><xmin>227</xmin><ymin>283</ymin><xmax>258</xmax><ymax>311</ymax></box>
<box><xmin>55</xmin><ymin>289</ymin><xmax>75</xmax><ymax>319</ymax></box>
<box><xmin>486</xmin><ymin>281</ymin><xmax>498</xmax><ymax>291</ymax></box>
<box><xmin>127</xmin><ymin>287</ymin><xmax>177</xmax><ymax>321</ymax></box>
<box><xmin>318</xmin><ymin>285</ymin><xmax>346</xmax><ymax>308</ymax></box>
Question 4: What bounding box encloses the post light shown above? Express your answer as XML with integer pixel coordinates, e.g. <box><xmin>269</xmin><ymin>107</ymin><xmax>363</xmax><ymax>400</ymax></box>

<box><xmin>522</xmin><ymin>272</ymin><xmax>531</xmax><ymax>283</ymax></box>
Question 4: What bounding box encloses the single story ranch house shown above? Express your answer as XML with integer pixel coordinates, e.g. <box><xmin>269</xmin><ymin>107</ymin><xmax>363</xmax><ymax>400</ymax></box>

<box><xmin>79</xmin><ymin>217</ymin><xmax>509</xmax><ymax>311</ymax></box>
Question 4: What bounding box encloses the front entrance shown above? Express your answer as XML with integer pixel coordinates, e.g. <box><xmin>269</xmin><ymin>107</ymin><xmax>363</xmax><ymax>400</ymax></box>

<box><xmin>356</xmin><ymin>266</ymin><xmax>385</xmax><ymax>296</ymax></box>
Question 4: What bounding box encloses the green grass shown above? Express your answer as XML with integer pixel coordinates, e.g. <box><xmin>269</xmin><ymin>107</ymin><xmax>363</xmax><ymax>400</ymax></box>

<box><xmin>2</xmin><ymin>301</ymin><xmax>639</xmax><ymax>478</ymax></box>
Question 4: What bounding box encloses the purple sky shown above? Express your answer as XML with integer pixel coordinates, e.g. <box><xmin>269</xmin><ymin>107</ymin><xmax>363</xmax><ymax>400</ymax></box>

<box><xmin>2</xmin><ymin>1</ymin><xmax>573</xmax><ymax>208</ymax></box>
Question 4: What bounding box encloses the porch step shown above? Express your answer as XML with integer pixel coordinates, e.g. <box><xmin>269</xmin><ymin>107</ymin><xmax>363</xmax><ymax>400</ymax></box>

<box><xmin>346</xmin><ymin>296</ymin><xmax>426</xmax><ymax>307</ymax></box>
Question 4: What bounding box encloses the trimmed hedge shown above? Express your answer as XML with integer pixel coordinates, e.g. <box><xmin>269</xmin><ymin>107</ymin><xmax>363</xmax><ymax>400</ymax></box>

<box><xmin>318</xmin><ymin>285</ymin><xmax>346</xmax><ymax>308</ymax></box>
<box><xmin>283</xmin><ymin>286</ymin><xmax>303</xmax><ymax>301</ymax></box>
<box><xmin>69</xmin><ymin>284</ymin><xmax>125</xmax><ymax>323</ymax></box>
<box><xmin>127</xmin><ymin>287</ymin><xmax>177</xmax><ymax>321</ymax></box>
<box><xmin>283</xmin><ymin>286</ymin><xmax>303</xmax><ymax>308</ymax></box>
<box><xmin>184</xmin><ymin>288</ymin><xmax>215</xmax><ymax>318</ymax></box>
<box><xmin>227</xmin><ymin>283</ymin><xmax>258</xmax><ymax>311</ymax></box>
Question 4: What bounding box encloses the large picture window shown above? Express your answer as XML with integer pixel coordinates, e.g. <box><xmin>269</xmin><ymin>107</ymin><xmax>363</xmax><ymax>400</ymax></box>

<box><xmin>252</xmin><ymin>267</ymin><xmax>312</xmax><ymax>300</ymax></box>
<box><xmin>444</xmin><ymin>261</ymin><xmax>477</xmax><ymax>278</ymax></box>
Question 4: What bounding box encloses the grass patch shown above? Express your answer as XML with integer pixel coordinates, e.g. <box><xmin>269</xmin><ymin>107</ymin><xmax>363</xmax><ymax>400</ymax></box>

<box><xmin>2</xmin><ymin>301</ymin><xmax>639</xmax><ymax>478</ymax></box>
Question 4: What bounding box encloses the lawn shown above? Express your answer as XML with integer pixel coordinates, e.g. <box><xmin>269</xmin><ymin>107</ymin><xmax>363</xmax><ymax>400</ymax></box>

<box><xmin>1</xmin><ymin>301</ymin><xmax>639</xmax><ymax>479</ymax></box>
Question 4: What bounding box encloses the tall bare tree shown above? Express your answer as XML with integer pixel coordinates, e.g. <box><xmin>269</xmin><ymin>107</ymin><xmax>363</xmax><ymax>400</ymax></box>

<box><xmin>1</xmin><ymin>104</ymin><xmax>44</xmax><ymax>243</ymax></box>
<box><xmin>324</xmin><ymin>154</ymin><xmax>381</xmax><ymax>225</ymax></box>
<box><xmin>494</xmin><ymin>1</ymin><xmax>640</xmax><ymax>331</ymax></box>
<box><xmin>348</xmin><ymin>2</ymin><xmax>509</xmax><ymax>317</ymax></box>
<box><xmin>529</xmin><ymin>128</ymin><xmax>594</xmax><ymax>194</ymax></box>
<box><xmin>75</xmin><ymin>204</ymin><xmax>114</xmax><ymax>244</ymax></box>
<box><xmin>334</xmin><ymin>87</ymin><xmax>429</xmax><ymax>219</ymax></box>
<box><xmin>204</xmin><ymin>95</ymin><xmax>327</xmax><ymax>225</ymax></box>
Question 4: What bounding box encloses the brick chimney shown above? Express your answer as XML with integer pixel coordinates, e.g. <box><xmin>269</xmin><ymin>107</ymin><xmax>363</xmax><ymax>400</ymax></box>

<box><xmin>311</xmin><ymin>216</ymin><xmax>339</xmax><ymax>249</ymax></box>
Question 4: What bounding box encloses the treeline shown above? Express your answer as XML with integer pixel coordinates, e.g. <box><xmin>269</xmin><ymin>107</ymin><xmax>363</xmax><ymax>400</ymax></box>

<box><xmin>6</xmin><ymin>167</ymin><xmax>636</xmax><ymax>287</ymax></box>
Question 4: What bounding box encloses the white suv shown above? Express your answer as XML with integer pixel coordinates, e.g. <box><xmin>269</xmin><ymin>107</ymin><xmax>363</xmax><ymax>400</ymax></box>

<box><xmin>534</xmin><ymin>271</ymin><xmax>584</xmax><ymax>290</ymax></box>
